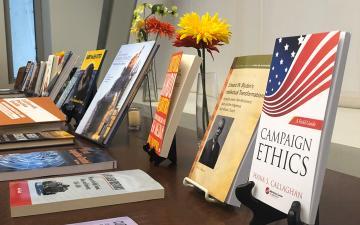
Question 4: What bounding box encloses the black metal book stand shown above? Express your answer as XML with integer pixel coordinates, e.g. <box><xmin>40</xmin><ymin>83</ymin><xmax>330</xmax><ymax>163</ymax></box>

<box><xmin>143</xmin><ymin>135</ymin><xmax>177</xmax><ymax>166</ymax></box>
<box><xmin>235</xmin><ymin>181</ymin><xmax>319</xmax><ymax>225</ymax></box>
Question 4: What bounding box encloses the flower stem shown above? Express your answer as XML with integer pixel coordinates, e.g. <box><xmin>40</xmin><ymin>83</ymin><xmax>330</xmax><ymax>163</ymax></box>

<box><xmin>201</xmin><ymin>46</ymin><xmax>209</xmax><ymax>132</ymax></box>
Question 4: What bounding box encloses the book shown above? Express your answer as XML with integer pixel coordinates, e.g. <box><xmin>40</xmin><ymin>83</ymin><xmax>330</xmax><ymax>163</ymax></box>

<box><xmin>49</xmin><ymin>54</ymin><xmax>79</xmax><ymax>101</ymax></box>
<box><xmin>10</xmin><ymin>169</ymin><xmax>164</xmax><ymax>217</ymax></box>
<box><xmin>0</xmin><ymin>97</ymin><xmax>66</xmax><ymax>134</ymax></box>
<box><xmin>75</xmin><ymin>42</ymin><xmax>157</xmax><ymax>145</ymax></box>
<box><xmin>25</xmin><ymin>62</ymin><xmax>40</xmax><ymax>96</ymax></box>
<box><xmin>67</xmin><ymin>217</ymin><xmax>138</xmax><ymax>225</ymax></box>
<box><xmin>249</xmin><ymin>31</ymin><xmax>350</xmax><ymax>224</ymax></box>
<box><xmin>34</xmin><ymin>61</ymin><xmax>47</xmax><ymax>96</ymax></box>
<box><xmin>187</xmin><ymin>55</ymin><xmax>271</xmax><ymax>205</ymax></box>
<box><xmin>0</xmin><ymin>130</ymin><xmax>74</xmax><ymax>150</ymax></box>
<box><xmin>0</xmin><ymin>89</ymin><xmax>24</xmax><ymax>98</ymax></box>
<box><xmin>40</xmin><ymin>55</ymin><xmax>55</xmax><ymax>96</ymax></box>
<box><xmin>56</xmin><ymin>67</ymin><xmax>82</xmax><ymax>108</ymax></box>
<box><xmin>0</xmin><ymin>147</ymin><xmax>116</xmax><ymax>181</ymax></box>
<box><xmin>48</xmin><ymin>51</ymin><xmax>74</xmax><ymax>97</ymax></box>
<box><xmin>21</xmin><ymin>62</ymin><xmax>35</xmax><ymax>92</ymax></box>
<box><xmin>147</xmin><ymin>53</ymin><xmax>202</xmax><ymax>158</ymax></box>
<box><xmin>59</xmin><ymin>50</ymin><xmax>106</xmax><ymax>117</ymax></box>
<box><xmin>14</xmin><ymin>66</ymin><xmax>27</xmax><ymax>90</ymax></box>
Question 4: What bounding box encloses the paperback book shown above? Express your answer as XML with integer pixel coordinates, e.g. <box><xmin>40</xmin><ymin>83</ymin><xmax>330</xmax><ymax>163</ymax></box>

<box><xmin>187</xmin><ymin>55</ymin><xmax>271</xmax><ymax>205</ymax></box>
<box><xmin>67</xmin><ymin>217</ymin><xmax>138</xmax><ymax>225</ymax></box>
<box><xmin>147</xmin><ymin>53</ymin><xmax>201</xmax><ymax>158</ymax></box>
<box><xmin>10</xmin><ymin>169</ymin><xmax>164</xmax><ymax>217</ymax></box>
<box><xmin>76</xmin><ymin>42</ymin><xmax>157</xmax><ymax>145</ymax></box>
<box><xmin>249</xmin><ymin>31</ymin><xmax>350</xmax><ymax>224</ymax></box>
<box><xmin>0</xmin><ymin>130</ymin><xmax>74</xmax><ymax>150</ymax></box>
<box><xmin>0</xmin><ymin>97</ymin><xmax>66</xmax><ymax>134</ymax></box>
<box><xmin>58</xmin><ymin>49</ymin><xmax>106</xmax><ymax>120</ymax></box>
<box><xmin>0</xmin><ymin>147</ymin><xmax>116</xmax><ymax>181</ymax></box>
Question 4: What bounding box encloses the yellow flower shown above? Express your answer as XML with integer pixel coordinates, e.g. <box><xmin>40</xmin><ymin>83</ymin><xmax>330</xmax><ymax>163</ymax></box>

<box><xmin>177</xmin><ymin>12</ymin><xmax>231</xmax><ymax>44</ymax></box>
<box><xmin>130</xmin><ymin>18</ymin><xmax>145</xmax><ymax>33</ymax></box>
<box><xmin>133</xmin><ymin>4</ymin><xmax>145</xmax><ymax>16</ymax></box>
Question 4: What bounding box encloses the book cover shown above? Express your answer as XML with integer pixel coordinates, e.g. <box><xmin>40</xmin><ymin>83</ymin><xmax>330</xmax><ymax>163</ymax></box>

<box><xmin>0</xmin><ymin>147</ymin><xmax>114</xmax><ymax>176</ymax></box>
<box><xmin>10</xmin><ymin>169</ymin><xmax>164</xmax><ymax>217</ymax></box>
<box><xmin>67</xmin><ymin>217</ymin><xmax>138</xmax><ymax>225</ymax></box>
<box><xmin>76</xmin><ymin>42</ymin><xmax>156</xmax><ymax>145</ymax></box>
<box><xmin>0</xmin><ymin>97</ymin><xmax>66</xmax><ymax>127</ymax></box>
<box><xmin>188</xmin><ymin>55</ymin><xmax>271</xmax><ymax>202</ymax></box>
<box><xmin>61</xmin><ymin>49</ymin><xmax>106</xmax><ymax>109</ymax></box>
<box><xmin>147</xmin><ymin>52</ymin><xmax>183</xmax><ymax>154</ymax></box>
<box><xmin>14</xmin><ymin>66</ymin><xmax>27</xmax><ymax>90</ymax></box>
<box><xmin>0</xmin><ymin>130</ymin><xmax>73</xmax><ymax>144</ymax></box>
<box><xmin>249</xmin><ymin>31</ymin><xmax>350</xmax><ymax>224</ymax></box>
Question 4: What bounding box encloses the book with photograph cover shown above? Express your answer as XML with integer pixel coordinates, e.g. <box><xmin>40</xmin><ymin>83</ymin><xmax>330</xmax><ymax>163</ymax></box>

<box><xmin>66</xmin><ymin>217</ymin><xmax>138</xmax><ymax>225</ymax></box>
<box><xmin>187</xmin><ymin>55</ymin><xmax>271</xmax><ymax>206</ymax></box>
<box><xmin>0</xmin><ymin>130</ymin><xmax>74</xmax><ymax>150</ymax></box>
<box><xmin>0</xmin><ymin>97</ymin><xmax>66</xmax><ymax>134</ymax></box>
<box><xmin>10</xmin><ymin>169</ymin><xmax>164</xmax><ymax>217</ymax></box>
<box><xmin>76</xmin><ymin>42</ymin><xmax>157</xmax><ymax>145</ymax></box>
<box><xmin>0</xmin><ymin>147</ymin><xmax>116</xmax><ymax>181</ymax></box>
<box><xmin>59</xmin><ymin>50</ymin><xmax>106</xmax><ymax>120</ymax></box>
<box><xmin>249</xmin><ymin>31</ymin><xmax>350</xmax><ymax>224</ymax></box>
<box><xmin>147</xmin><ymin>53</ymin><xmax>201</xmax><ymax>158</ymax></box>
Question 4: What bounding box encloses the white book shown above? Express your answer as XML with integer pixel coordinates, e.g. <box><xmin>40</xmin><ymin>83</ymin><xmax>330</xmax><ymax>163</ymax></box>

<box><xmin>249</xmin><ymin>31</ymin><xmax>350</xmax><ymax>224</ymax></box>
<box><xmin>10</xmin><ymin>169</ymin><xmax>164</xmax><ymax>217</ymax></box>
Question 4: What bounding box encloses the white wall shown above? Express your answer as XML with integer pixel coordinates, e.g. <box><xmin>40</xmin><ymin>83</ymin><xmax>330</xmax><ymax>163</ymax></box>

<box><xmin>41</xmin><ymin>0</ymin><xmax>103</xmax><ymax>63</ymax></box>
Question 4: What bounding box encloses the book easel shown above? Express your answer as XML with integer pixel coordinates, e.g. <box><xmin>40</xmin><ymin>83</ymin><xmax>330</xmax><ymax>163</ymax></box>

<box><xmin>183</xmin><ymin>177</ymin><xmax>221</xmax><ymax>203</ymax></box>
<box><xmin>143</xmin><ymin>135</ymin><xmax>177</xmax><ymax>166</ymax></box>
<box><xmin>235</xmin><ymin>181</ymin><xmax>320</xmax><ymax>225</ymax></box>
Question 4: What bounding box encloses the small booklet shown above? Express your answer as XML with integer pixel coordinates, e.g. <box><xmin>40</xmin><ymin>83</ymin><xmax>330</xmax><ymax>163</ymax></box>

<box><xmin>67</xmin><ymin>216</ymin><xmax>138</xmax><ymax>225</ymax></box>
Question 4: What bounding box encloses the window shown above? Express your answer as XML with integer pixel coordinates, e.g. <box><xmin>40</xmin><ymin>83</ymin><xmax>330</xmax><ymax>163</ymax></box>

<box><xmin>4</xmin><ymin>0</ymin><xmax>37</xmax><ymax>80</ymax></box>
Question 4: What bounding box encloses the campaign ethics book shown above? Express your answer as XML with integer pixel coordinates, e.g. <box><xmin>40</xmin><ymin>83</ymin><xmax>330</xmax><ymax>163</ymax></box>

<box><xmin>76</xmin><ymin>42</ymin><xmax>157</xmax><ymax>145</ymax></box>
<box><xmin>249</xmin><ymin>31</ymin><xmax>350</xmax><ymax>224</ymax></box>
<box><xmin>187</xmin><ymin>56</ymin><xmax>271</xmax><ymax>205</ymax></box>
<box><xmin>0</xmin><ymin>147</ymin><xmax>116</xmax><ymax>181</ymax></box>
<box><xmin>0</xmin><ymin>97</ymin><xmax>66</xmax><ymax>134</ymax></box>
<box><xmin>0</xmin><ymin>130</ymin><xmax>74</xmax><ymax>150</ymax></box>
<box><xmin>67</xmin><ymin>217</ymin><xmax>138</xmax><ymax>225</ymax></box>
<box><xmin>56</xmin><ymin>49</ymin><xmax>106</xmax><ymax>108</ymax></box>
<box><xmin>147</xmin><ymin>53</ymin><xmax>201</xmax><ymax>157</ymax></box>
<box><xmin>10</xmin><ymin>169</ymin><xmax>164</xmax><ymax>217</ymax></box>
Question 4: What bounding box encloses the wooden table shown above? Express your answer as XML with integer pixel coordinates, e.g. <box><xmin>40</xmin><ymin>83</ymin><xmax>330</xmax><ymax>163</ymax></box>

<box><xmin>0</xmin><ymin>122</ymin><xmax>359</xmax><ymax>225</ymax></box>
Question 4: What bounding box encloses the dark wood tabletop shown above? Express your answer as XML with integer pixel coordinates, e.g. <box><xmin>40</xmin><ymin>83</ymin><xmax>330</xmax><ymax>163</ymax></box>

<box><xmin>0</xmin><ymin>120</ymin><xmax>359</xmax><ymax>225</ymax></box>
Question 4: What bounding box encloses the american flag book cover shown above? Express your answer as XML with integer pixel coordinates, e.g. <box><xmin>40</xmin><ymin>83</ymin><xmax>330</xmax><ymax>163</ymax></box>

<box><xmin>249</xmin><ymin>31</ymin><xmax>350</xmax><ymax>224</ymax></box>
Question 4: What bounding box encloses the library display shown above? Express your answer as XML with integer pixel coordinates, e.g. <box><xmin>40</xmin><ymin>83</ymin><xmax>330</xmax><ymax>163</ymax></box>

<box><xmin>185</xmin><ymin>55</ymin><xmax>271</xmax><ymax>205</ymax></box>
<box><xmin>0</xmin><ymin>1</ymin><xmax>357</xmax><ymax>224</ymax></box>
<box><xmin>249</xmin><ymin>31</ymin><xmax>350</xmax><ymax>224</ymax></box>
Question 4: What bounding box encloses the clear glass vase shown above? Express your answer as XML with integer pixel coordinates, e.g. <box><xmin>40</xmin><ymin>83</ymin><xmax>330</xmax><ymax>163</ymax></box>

<box><xmin>142</xmin><ymin>58</ymin><xmax>158</xmax><ymax>102</ymax></box>
<box><xmin>196</xmin><ymin>72</ymin><xmax>219</xmax><ymax>140</ymax></box>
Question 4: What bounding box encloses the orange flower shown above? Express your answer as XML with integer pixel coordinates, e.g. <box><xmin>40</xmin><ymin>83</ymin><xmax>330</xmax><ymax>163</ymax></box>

<box><xmin>145</xmin><ymin>17</ymin><xmax>175</xmax><ymax>39</ymax></box>
<box><xmin>173</xmin><ymin>34</ymin><xmax>222</xmax><ymax>59</ymax></box>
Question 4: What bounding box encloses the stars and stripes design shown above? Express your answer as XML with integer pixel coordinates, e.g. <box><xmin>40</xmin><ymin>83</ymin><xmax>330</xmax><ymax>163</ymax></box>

<box><xmin>263</xmin><ymin>31</ymin><xmax>341</xmax><ymax>117</ymax></box>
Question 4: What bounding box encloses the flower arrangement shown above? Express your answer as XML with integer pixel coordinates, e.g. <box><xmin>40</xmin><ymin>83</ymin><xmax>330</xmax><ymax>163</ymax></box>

<box><xmin>131</xmin><ymin>3</ymin><xmax>178</xmax><ymax>42</ymax></box>
<box><xmin>173</xmin><ymin>12</ymin><xmax>231</xmax><ymax>133</ymax></box>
